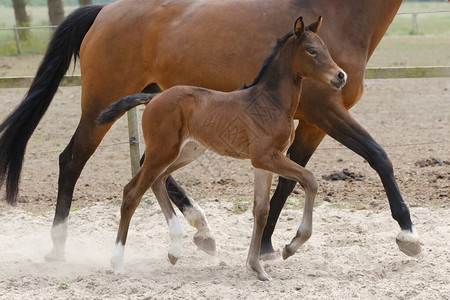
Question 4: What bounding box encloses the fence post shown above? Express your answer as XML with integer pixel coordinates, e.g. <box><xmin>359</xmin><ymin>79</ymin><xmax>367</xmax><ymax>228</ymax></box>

<box><xmin>13</xmin><ymin>26</ymin><xmax>22</xmax><ymax>54</ymax></box>
<box><xmin>412</xmin><ymin>13</ymin><xmax>419</xmax><ymax>35</ymax></box>
<box><xmin>127</xmin><ymin>107</ymin><xmax>141</xmax><ymax>177</ymax></box>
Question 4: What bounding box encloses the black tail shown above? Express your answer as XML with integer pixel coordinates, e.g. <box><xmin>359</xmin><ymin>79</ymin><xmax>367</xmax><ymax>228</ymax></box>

<box><xmin>97</xmin><ymin>93</ymin><xmax>158</xmax><ymax>126</ymax></box>
<box><xmin>0</xmin><ymin>5</ymin><xmax>103</xmax><ymax>205</ymax></box>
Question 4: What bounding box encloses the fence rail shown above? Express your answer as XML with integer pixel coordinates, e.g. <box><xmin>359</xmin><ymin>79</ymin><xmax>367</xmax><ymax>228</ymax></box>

<box><xmin>1</xmin><ymin>66</ymin><xmax>450</xmax><ymax>89</ymax></box>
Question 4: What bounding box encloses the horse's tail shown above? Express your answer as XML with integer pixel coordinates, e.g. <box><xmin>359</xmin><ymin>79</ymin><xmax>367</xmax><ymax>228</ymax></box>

<box><xmin>97</xmin><ymin>93</ymin><xmax>158</xmax><ymax>126</ymax></box>
<box><xmin>0</xmin><ymin>5</ymin><xmax>103</xmax><ymax>205</ymax></box>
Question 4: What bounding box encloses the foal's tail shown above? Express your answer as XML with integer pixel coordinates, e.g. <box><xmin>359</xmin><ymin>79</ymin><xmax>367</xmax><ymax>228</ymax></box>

<box><xmin>0</xmin><ymin>5</ymin><xmax>103</xmax><ymax>205</ymax></box>
<box><xmin>97</xmin><ymin>93</ymin><xmax>158</xmax><ymax>126</ymax></box>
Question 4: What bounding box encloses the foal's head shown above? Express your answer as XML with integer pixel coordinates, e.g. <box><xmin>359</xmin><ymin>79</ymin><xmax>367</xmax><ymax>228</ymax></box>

<box><xmin>291</xmin><ymin>16</ymin><xmax>346</xmax><ymax>90</ymax></box>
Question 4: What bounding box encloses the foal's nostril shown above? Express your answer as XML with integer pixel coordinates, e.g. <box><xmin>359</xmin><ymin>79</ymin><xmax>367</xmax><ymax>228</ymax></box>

<box><xmin>338</xmin><ymin>71</ymin><xmax>345</xmax><ymax>81</ymax></box>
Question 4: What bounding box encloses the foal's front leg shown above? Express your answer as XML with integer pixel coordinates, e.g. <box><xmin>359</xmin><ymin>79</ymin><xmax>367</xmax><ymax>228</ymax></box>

<box><xmin>252</xmin><ymin>151</ymin><xmax>318</xmax><ymax>260</ymax></box>
<box><xmin>247</xmin><ymin>169</ymin><xmax>273</xmax><ymax>281</ymax></box>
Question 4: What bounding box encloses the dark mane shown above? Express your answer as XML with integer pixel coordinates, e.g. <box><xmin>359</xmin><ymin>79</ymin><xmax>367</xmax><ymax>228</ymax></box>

<box><xmin>242</xmin><ymin>31</ymin><xmax>294</xmax><ymax>89</ymax></box>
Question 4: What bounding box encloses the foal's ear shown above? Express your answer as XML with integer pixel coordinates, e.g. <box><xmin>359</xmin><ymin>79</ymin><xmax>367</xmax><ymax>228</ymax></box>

<box><xmin>294</xmin><ymin>16</ymin><xmax>305</xmax><ymax>37</ymax></box>
<box><xmin>308</xmin><ymin>16</ymin><xmax>323</xmax><ymax>33</ymax></box>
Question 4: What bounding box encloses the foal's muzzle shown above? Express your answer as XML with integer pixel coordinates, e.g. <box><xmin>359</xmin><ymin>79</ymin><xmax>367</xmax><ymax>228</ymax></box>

<box><xmin>331</xmin><ymin>70</ymin><xmax>347</xmax><ymax>90</ymax></box>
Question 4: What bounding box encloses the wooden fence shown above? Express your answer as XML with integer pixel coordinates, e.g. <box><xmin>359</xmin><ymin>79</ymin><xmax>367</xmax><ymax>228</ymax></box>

<box><xmin>1</xmin><ymin>66</ymin><xmax>450</xmax><ymax>89</ymax></box>
<box><xmin>1</xmin><ymin>66</ymin><xmax>449</xmax><ymax>176</ymax></box>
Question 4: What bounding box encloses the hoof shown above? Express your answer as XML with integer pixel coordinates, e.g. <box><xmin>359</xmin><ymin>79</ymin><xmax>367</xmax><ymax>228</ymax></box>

<box><xmin>247</xmin><ymin>264</ymin><xmax>272</xmax><ymax>281</ymax></box>
<box><xmin>396</xmin><ymin>228</ymin><xmax>421</xmax><ymax>257</ymax></box>
<box><xmin>110</xmin><ymin>258</ymin><xmax>124</xmax><ymax>274</ymax></box>
<box><xmin>193</xmin><ymin>234</ymin><xmax>216</xmax><ymax>256</ymax></box>
<box><xmin>282</xmin><ymin>246</ymin><xmax>295</xmax><ymax>260</ymax></box>
<box><xmin>256</xmin><ymin>272</ymin><xmax>272</xmax><ymax>282</ymax></box>
<box><xmin>168</xmin><ymin>253</ymin><xmax>179</xmax><ymax>265</ymax></box>
<box><xmin>44</xmin><ymin>251</ymin><xmax>65</xmax><ymax>263</ymax></box>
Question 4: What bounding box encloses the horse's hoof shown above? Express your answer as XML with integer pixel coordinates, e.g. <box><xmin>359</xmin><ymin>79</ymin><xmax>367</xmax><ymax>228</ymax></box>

<box><xmin>396</xmin><ymin>229</ymin><xmax>421</xmax><ymax>257</ymax></box>
<box><xmin>168</xmin><ymin>253</ymin><xmax>179</xmax><ymax>265</ymax></box>
<box><xmin>44</xmin><ymin>251</ymin><xmax>65</xmax><ymax>262</ymax></box>
<box><xmin>110</xmin><ymin>260</ymin><xmax>124</xmax><ymax>274</ymax></box>
<box><xmin>282</xmin><ymin>245</ymin><xmax>295</xmax><ymax>260</ymax></box>
<box><xmin>110</xmin><ymin>255</ymin><xmax>125</xmax><ymax>274</ymax></box>
<box><xmin>193</xmin><ymin>234</ymin><xmax>216</xmax><ymax>256</ymax></box>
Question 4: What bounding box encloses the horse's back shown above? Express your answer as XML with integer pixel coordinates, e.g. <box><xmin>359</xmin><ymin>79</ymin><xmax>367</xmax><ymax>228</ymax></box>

<box><xmin>79</xmin><ymin>0</ymin><xmax>298</xmax><ymax>97</ymax></box>
<box><xmin>78</xmin><ymin>0</ymin><xmax>368</xmax><ymax>114</ymax></box>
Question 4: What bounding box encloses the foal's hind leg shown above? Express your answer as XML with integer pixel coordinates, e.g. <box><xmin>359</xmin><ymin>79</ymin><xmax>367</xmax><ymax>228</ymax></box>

<box><xmin>140</xmin><ymin>144</ymin><xmax>215</xmax><ymax>255</ymax></box>
<box><xmin>151</xmin><ymin>178</ymin><xmax>184</xmax><ymax>265</ymax></box>
<box><xmin>111</xmin><ymin>151</ymin><xmax>178</xmax><ymax>273</ymax></box>
<box><xmin>153</xmin><ymin>142</ymin><xmax>216</xmax><ymax>257</ymax></box>
<box><xmin>166</xmin><ymin>177</ymin><xmax>215</xmax><ymax>254</ymax></box>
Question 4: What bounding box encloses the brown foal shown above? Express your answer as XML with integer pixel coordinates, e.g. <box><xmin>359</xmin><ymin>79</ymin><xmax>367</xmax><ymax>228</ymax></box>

<box><xmin>98</xmin><ymin>16</ymin><xmax>346</xmax><ymax>281</ymax></box>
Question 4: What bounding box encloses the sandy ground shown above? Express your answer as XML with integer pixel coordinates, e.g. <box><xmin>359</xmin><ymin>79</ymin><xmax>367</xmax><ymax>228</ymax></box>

<box><xmin>0</xmin><ymin>76</ymin><xmax>449</xmax><ymax>298</ymax></box>
<box><xmin>0</xmin><ymin>202</ymin><xmax>449</xmax><ymax>300</ymax></box>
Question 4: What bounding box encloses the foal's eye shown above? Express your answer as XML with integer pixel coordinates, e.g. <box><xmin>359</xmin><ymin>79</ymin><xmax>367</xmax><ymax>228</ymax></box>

<box><xmin>307</xmin><ymin>49</ymin><xmax>318</xmax><ymax>56</ymax></box>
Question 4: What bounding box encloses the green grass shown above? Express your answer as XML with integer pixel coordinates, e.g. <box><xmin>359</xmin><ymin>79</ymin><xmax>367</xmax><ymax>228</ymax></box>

<box><xmin>285</xmin><ymin>197</ymin><xmax>304</xmax><ymax>210</ymax></box>
<box><xmin>0</xmin><ymin>6</ymin><xmax>78</xmax><ymax>27</ymax></box>
<box><xmin>234</xmin><ymin>197</ymin><xmax>252</xmax><ymax>214</ymax></box>
<box><xmin>387</xmin><ymin>1</ymin><xmax>450</xmax><ymax>36</ymax></box>
<box><xmin>0</xmin><ymin>6</ymin><xmax>77</xmax><ymax>55</ymax></box>
<box><xmin>368</xmin><ymin>36</ymin><xmax>450</xmax><ymax>67</ymax></box>
<box><xmin>1</xmin><ymin>1</ymin><xmax>449</xmax><ymax>60</ymax></box>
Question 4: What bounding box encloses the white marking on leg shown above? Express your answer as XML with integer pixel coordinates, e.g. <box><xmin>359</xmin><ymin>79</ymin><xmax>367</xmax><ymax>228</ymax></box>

<box><xmin>397</xmin><ymin>226</ymin><xmax>419</xmax><ymax>243</ymax></box>
<box><xmin>111</xmin><ymin>242</ymin><xmax>125</xmax><ymax>274</ymax></box>
<box><xmin>184</xmin><ymin>198</ymin><xmax>209</xmax><ymax>232</ymax></box>
<box><xmin>168</xmin><ymin>216</ymin><xmax>183</xmax><ymax>261</ymax></box>
<box><xmin>45</xmin><ymin>220</ymin><xmax>68</xmax><ymax>262</ymax></box>
<box><xmin>184</xmin><ymin>198</ymin><xmax>216</xmax><ymax>255</ymax></box>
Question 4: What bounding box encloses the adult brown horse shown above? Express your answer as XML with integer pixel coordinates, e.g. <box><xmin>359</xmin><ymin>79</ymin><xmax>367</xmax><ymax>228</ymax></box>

<box><xmin>0</xmin><ymin>0</ymin><xmax>420</xmax><ymax>261</ymax></box>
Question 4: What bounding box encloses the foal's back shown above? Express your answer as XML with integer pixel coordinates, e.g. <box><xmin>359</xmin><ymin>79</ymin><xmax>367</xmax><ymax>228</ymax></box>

<box><xmin>143</xmin><ymin>85</ymin><xmax>254</xmax><ymax>159</ymax></box>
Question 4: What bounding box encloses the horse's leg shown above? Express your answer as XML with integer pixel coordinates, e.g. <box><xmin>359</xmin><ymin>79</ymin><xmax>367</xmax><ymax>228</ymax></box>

<box><xmin>45</xmin><ymin>118</ymin><xmax>112</xmax><ymax>261</ymax></box>
<box><xmin>251</xmin><ymin>151</ymin><xmax>318</xmax><ymax>260</ymax></box>
<box><xmin>247</xmin><ymin>168</ymin><xmax>273</xmax><ymax>281</ymax></box>
<box><xmin>45</xmin><ymin>75</ymin><xmax>159</xmax><ymax>261</ymax></box>
<box><xmin>260</xmin><ymin>122</ymin><xmax>325</xmax><ymax>257</ymax></box>
<box><xmin>315</xmin><ymin>105</ymin><xmax>420</xmax><ymax>256</ymax></box>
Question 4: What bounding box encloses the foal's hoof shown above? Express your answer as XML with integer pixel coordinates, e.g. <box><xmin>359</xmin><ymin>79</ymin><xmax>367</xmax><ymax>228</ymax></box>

<box><xmin>256</xmin><ymin>272</ymin><xmax>272</xmax><ymax>282</ymax></box>
<box><xmin>282</xmin><ymin>245</ymin><xmax>296</xmax><ymax>260</ymax></box>
<box><xmin>247</xmin><ymin>265</ymin><xmax>272</xmax><ymax>281</ymax></box>
<box><xmin>193</xmin><ymin>234</ymin><xmax>216</xmax><ymax>256</ymax></box>
<box><xmin>396</xmin><ymin>229</ymin><xmax>421</xmax><ymax>257</ymax></box>
<box><xmin>168</xmin><ymin>253</ymin><xmax>179</xmax><ymax>265</ymax></box>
